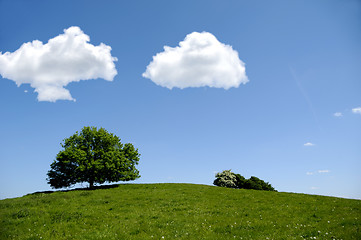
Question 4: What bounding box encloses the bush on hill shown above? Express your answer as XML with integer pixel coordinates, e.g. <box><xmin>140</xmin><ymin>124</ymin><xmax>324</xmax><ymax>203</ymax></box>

<box><xmin>213</xmin><ymin>170</ymin><xmax>238</xmax><ymax>188</ymax></box>
<box><xmin>214</xmin><ymin>170</ymin><xmax>276</xmax><ymax>191</ymax></box>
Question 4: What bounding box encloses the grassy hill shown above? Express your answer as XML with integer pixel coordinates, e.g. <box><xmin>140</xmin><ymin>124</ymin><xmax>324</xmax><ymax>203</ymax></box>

<box><xmin>0</xmin><ymin>183</ymin><xmax>360</xmax><ymax>239</ymax></box>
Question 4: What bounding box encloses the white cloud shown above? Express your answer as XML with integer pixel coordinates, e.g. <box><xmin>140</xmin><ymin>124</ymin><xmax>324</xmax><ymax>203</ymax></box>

<box><xmin>143</xmin><ymin>32</ymin><xmax>248</xmax><ymax>89</ymax></box>
<box><xmin>352</xmin><ymin>107</ymin><xmax>361</xmax><ymax>115</ymax></box>
<box><xmin>310</xmin><ymin>187</ymin><xmax>319</xmax><ymax>190</ymax></box>
<box><xmin>307</xmin><ymin>170</ymin><xmax>330</xmax><ymax>175</ymax></box>
<box><xmin>333</xmin><ymin>112</ymin><xmax>342</xmax><ymax>117</ymax></box>
<box><xmin>0</xmin><ymin>26</ymin><xmax>117</xmax><ymax>102</ymax></box>
<box><xmin>304</xmin><ymin>142</ymin><xmax>315</xmax><ymax>147</ymax></box>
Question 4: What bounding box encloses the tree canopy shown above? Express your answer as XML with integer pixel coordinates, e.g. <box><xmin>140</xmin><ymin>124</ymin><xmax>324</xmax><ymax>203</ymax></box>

<box><xmin>214</xmin><ymin>170</ymin><xmax>276</xmax><ymax>191</ymax></box>
<box><xmin>47</xmin><ymin>126</ymin><xmax>140</xmax><ymax>189</ymax></box>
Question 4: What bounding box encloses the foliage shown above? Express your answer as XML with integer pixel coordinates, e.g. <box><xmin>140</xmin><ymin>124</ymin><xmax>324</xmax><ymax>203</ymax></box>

<box><xmin>234</xmin><ymin>173</ymin><xmax>246</xmax><ymax>189</ymax></box>
<box><xmin>214</xmin><ymin>170</ymin><xmax>276</xmax><ymax>191</ymax></box>
<box><xmin>213</xmin><ymin>170</ymin><xmax>237</xmax><ymax>188</ymax></box>
<box><xmin>243</xmin><ymin>176</ymin><xmax>275</xmax><ymax>191</ymax></box>
<box><xmin>0</xmin><ymin>184</ymin><xmax>360</xmax><ymax>240</ymax></box>
<box><xmin>47</xmin><ymin>126</ymin><xmax>140</xmax><ymax>189</ymax></box>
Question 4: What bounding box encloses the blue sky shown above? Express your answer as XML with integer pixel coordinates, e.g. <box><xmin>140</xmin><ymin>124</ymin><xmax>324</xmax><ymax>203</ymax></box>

<box><xmin>0</xmin><ymin>0</ymin><xmax>360</xmax><ymax>199</ymax></box>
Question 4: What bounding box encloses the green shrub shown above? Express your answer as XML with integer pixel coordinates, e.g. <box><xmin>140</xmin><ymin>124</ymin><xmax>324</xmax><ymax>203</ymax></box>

<box><xmin>215</xmin><ymin>171</ymin><xmax>276</xmax><ymax>191</ymax></box>
<box><xmin>244</xmin><ymin>176</ymin><xmax>275</xmax><ymax>191</ymax></box>
<box><xmin>235</xmin><ymin>173</ymin><xmax>246</xmax><ymax>189</ymax></box>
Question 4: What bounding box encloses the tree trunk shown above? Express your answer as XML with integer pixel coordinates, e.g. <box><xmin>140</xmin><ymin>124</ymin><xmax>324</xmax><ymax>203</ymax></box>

<box><xmin>89</xmin><ymin>180</ymin><xmax>94</xmax><ymax>189</ymax></box>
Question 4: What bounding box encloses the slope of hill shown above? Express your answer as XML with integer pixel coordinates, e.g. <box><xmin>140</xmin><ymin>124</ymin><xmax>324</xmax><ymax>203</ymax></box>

<box><xmin>0</xmin><ymin>183</ymin><xmax>360</xmax><ymax>239</ymax></box>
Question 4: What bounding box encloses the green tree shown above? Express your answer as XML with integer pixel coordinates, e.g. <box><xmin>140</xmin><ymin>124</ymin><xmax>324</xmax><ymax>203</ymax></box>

<box><xmin>47</xmin><ymin>126</ymin><xmax>140</xmax><ymax>189</ymax></box>
<box><xmin>244</xmin><ymin>176</ymin><xmax>276</xmax><ymax>191</ymax></box>
<box><xmin>235</xmin><ymin>173</ymin><xmax>246</xmax><ymax>189</ymax></box>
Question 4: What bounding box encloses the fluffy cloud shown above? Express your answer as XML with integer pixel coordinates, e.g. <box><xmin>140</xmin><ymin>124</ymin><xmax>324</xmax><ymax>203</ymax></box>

<box><xmin>304</xmin><ymin>142</ymin><xmax>315</xmax><ymax>147</ymax></box>
<box><xmin>0</xmin><ymin>26</ymin><xmax>117</xmax><ymax>102</ymax></box>
<box><xmin>318</xmin><ymin>170</ymin><xmax>330</xmax><ymax>173</ymax></box>
<box><xmin>333</xmin><ymin>112</ymin><xmax>342</xmax><ymax>117</ymax></box>
<box><xmin>352</xmin><ymin>107</ymin><xmax>361</xmax><ymax>115</ymax></box>
<box><xmin>143</xmin><ymin>32</ymin><xmax>248</xmax><ymax>89</ymax></box>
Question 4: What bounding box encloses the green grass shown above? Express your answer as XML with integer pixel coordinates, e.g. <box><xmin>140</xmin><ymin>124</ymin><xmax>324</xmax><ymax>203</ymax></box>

<box><xmin>0</xmin><ymin>183</ymin><xmax>360</xmax><ymax>239</ymax></box>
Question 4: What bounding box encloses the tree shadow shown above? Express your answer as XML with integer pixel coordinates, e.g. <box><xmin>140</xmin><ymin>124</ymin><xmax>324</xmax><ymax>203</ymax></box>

<box><xmin>26</xmin><ymin>183</ymin><xmax>122</xmax><ymax>197</ymax></box>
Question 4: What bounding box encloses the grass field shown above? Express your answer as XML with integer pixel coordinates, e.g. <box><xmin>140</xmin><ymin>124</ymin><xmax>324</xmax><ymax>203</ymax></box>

<box><xmin>0</xmin><ymin>183</ymin><xmax>360</xmax><ymax>239</ymax></box>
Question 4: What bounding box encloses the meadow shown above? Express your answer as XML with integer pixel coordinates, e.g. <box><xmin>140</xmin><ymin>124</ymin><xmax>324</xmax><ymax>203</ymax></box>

<box><xmin>0</xmin><ymin>183</ymin><xmax>360</xmax><ymax>239</ymax></box>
